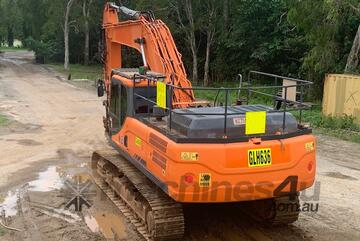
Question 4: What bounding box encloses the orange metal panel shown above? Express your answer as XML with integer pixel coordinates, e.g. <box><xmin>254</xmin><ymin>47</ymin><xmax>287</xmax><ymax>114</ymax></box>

<box><xmin>111</xmin><ymin>118</ymin><xmax>316</xmax><ymax>203</ymax></box>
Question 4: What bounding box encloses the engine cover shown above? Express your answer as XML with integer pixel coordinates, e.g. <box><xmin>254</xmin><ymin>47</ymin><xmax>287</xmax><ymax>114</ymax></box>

<box><xmin>171</xmin><ymin>105</ymin><xmax>298</xmax><ymax>138</ymax></box>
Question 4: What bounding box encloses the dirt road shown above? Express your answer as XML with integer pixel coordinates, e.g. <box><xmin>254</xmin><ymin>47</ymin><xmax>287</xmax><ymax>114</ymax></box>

<box><xmin>0</xmin><ymin>51</ymin><xmax>359</xmax><ymax>241</ymax></box>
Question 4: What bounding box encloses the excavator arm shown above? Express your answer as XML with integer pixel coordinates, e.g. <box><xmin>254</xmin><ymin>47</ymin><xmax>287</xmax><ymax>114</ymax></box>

<box><xmin>102</xmin><ymin>3</ymin><xmax>194</xmax><ymax>106</ymax></box>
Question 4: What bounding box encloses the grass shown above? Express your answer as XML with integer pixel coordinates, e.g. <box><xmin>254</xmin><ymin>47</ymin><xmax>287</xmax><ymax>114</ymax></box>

<box><xmin>48</xmin><ymin>63</ymin><xmax>102</xmax><ymax>81</ymax></box>
<box><xmin>0</xmin><ymin>46</ymin><xmax>27</xmax><ymax>52</ymax></box>
<box><xmin>0</xmin><ymin>114</ymin><xmax>9</xmax><ymax>126</ymax></box>
<box><xmin>295</xmin><ymin>107</ymin><xmax>360</xmax><ymax>143</ymax></box>
<box><xmin>42</xmin><ymin>65</ymin><xmax>360</xmax><ymax>142</ymax></box>
<box><xmin>194</xmin><ymin>82</ymin><xmax>360</xmax><ymax>143</ymax></box>
<box><xmin>0</xmin><ymin>226</ymin><xmax>5</xmax><ymax>236</ymax></box>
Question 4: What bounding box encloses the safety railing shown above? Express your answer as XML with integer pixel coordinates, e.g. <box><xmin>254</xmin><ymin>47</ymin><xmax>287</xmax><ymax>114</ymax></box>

<box><xmin>132</xmin><ymin>71</ymin><xmax>313</xmax><ymax>139</ymax></box>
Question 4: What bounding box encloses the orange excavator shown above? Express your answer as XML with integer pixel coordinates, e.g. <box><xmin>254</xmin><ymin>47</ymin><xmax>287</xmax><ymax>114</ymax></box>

<box><xmin>92</xmin><ymin>2</ymin><xmax>316</xmax><ymax>240</ymax></box>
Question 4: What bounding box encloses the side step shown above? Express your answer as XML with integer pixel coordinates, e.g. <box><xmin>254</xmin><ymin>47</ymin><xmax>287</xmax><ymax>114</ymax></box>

<box><xmin>91</xmin><ymin>150</ymin><xmax>185</xmax><ymax>241</ymax></box>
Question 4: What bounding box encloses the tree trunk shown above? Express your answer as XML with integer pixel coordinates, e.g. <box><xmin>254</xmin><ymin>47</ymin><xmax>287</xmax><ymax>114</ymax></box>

<box><xmin>64</xmin><ymin>0</ymin><xmax>75</xmax><ymax>70</ymax></box>
<box><xmin>84</xmin><ymin>21</ymin><xmax>89</xmax><ymax>65</ymax></box>
<box><xmin>184</xmin><ymin>0</ymin><xmax>198</xmax><ymax>83</ymax></box>
<box><xmin>190</xmin><ymin>32</ymin><xmax>198</xmax><ymax>84</ymax></box>
<box><xmin>7</xmin><ymin>26</ymin><xmax>14</xmax><ymax>47</ymax></box>
<box><xmin>172</xmin><ymin>0</ymin><xmax>199</xmax><ymax>83</ymax></box>
<box><xmin>203</xmin><ymin>0</ymin><xmax>217</xmax><ymax>86</ymax></box>
<box><xmin>83</xmin><ymin>0</ymin><xmax>92</xmax><ymax>65</ymax></box>
<box><xmin>223</xmin><ymin>0</ymin><xmax>229</xmax><ymax>31</ymax></box>
<box><xmin>345</xmin><ymin>24</ymin><xmax>360</xmax><ymax>73</ymax></box>
<box><xmin>204</xmin><ymin>32</ymin><xmax>212</xmax><ymax>87</ymax></box>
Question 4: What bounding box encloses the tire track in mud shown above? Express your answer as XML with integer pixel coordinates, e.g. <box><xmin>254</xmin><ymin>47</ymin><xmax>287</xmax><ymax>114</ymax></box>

<box><xmin>17</xmin><ymin>190</ymin><xmax>44</xmax><ymax>241</ymax></box>
<box><xmin>0</xmin><ymin>148</ymin><xmax>138</xmax><ymax>241</ymax></box>
<box><xmin>3</xmin><ymin>185</ymin><xmax>105</xmax><ymax>241</ymax></box>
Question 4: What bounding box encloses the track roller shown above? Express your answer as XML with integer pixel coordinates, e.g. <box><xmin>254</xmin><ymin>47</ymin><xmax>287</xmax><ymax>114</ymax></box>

<box><xmin>91</xmin><ymin>149</ymin><xmax>185</xmax><ymax>241</ymax></box>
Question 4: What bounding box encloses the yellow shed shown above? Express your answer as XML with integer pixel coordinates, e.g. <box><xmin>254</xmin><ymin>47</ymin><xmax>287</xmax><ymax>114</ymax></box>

<box><xmin>322</xmin><ymin>74</ymin><xmax>360</xmax><ymax>123</ymax></box>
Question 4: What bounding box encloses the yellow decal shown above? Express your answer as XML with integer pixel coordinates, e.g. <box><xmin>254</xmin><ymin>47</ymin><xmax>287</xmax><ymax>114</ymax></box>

<box><xmin>199</xmin><ymin>173</ymin><xmax>211</xmax><ymax>187</ymax></box>
<box><xmin>305</xmin><ymin>141</ymin><xmax>314</xmax><ymax>152</ymax></box>
<box><xmin>245</xmin><ymin>111</ymin><xmax>266</xmax><ymax>135</ymax></box>
<box><xmin>248</xmin><ymin>148</ymin><xmax>272</xmax><ymax>167</ymax></box>
<box><xmin>156</xmin><ymin>81</ymin><xmax>167</xmax><ymax>109</ymax></box>
<box><xmin>135</xmin><ymin>136</ymin><xmax>142</xmax><ymax>147</ymax></box>
<box><xmin>181</xmin><ymin>152</ymin><xmax>199</xmax><ymax>161</ymax></box>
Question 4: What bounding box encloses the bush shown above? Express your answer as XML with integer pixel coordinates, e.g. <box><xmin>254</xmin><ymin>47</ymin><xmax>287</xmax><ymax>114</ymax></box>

<box><xmin>298</xmin><ymin>108</ymin><xmax>360</xmax><ymax>142</ymax></box>
<box><xmin>0</xmin><ymin>226</ymin><xmax>5</xmax><ymax>236</ymax></box>
<box><xmin>311</xmin><ymin>114</ymin><xmax>359</xmax><ymax>131</ymax></box>
<box><xmin>24</xmin><ymin>37</ymin><xmax>62</xmax><ymax>64</ymax></box>
<box><xmin>0</xmin><ymin>114</ymin><xmax>8</xmax><ymax>126</ymax></box>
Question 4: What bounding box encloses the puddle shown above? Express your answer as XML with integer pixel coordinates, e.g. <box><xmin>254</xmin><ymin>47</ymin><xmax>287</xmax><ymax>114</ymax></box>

<box><xmin>84</xmin><ymin>212</ymin><xmax>127</xmax><ymax>240</ymax></box>
<box><xmin>71</xmin><ymin>172</ymin><xmax>92</xmax><ymax>183</ymax></box>
<box><xmin>28</xmin><ymin>166</ymin><xmax>64</xmax><ymax>192</ymax></box>
<box><xmin>0</xmin><ymin>55</ymin><xmax>28</xmax><ymax>65</ymax></box>
<box><xmin>5</xmin><ymin>138</ymin><xmax>43</xmax><ymax>146</ymax></box>
<box><xmin>28</xmin><ymin>162</ymin><xmax>91</xmax><ymax>192</ymax></box>
<box><xmin>0</xmin><ymin>190</ymin><xmax>20</xmax><ymax>217</ymax></box>
<box><xmin>84</xmin><ymin>215</ymin><xmax>99</xmax><ymax>232</ymax></box>
<box><xmin>0</xmin><ymin>158</ymin><xmax>129</xmax><ymax>241</ymax></box>
<box><xmin>0</xmin><ymin>121</ymin><xmax>42</xmax><ymax>136</ymax></box>
<box><xmin>16</xmin><ymin>139</ymin><xmax>42</xmax><ymax>146</ymax></box>
<box><xmin>32</xmin><ymin>203</ymin><xmax>81</xmax><ymax>223</ymax></box>
<box><xmin>57</xmin><ymin>162</ymin><xmax>90</xmax><ymax>178</ymax></box>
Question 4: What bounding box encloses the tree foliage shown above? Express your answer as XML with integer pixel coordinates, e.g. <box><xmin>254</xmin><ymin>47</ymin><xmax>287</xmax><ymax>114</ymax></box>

<box><xmin>0</xmin><ymin>0</ymin><xmax>360</xmax><ymax>99</ymax></box>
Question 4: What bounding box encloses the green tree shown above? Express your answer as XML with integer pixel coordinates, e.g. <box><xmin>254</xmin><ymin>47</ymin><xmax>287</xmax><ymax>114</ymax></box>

<box><xmin>288</xmin><ymin>0</ymin><xmax>360</xmax><ymax>96</ymax></box>
<box><xmin>0</xmin><ymin>0</ymin><xmax>23</xmax><ymax>47</ymax></box>
<box><xmin>345</xmin><ymin>0</ymin><xmax>360</xmax><ymax>73</ymax></box>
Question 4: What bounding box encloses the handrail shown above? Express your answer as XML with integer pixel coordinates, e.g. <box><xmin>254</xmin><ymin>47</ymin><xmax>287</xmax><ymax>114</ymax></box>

<box><xmin>131</xmin><ymin>71</ymin><xmax>313</xmax><ymax>137</ymax></box>
<box><xmin>248</xmin><ymin>70</ymin><xmax>313</xmax><ymax>84</ymax></box>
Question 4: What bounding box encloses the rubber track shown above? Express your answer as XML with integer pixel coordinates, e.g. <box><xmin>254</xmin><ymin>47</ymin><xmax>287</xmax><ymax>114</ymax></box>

<box><xmin>269</xmin><ymin>194</ymin><xmax>300</xmax><ymax>226</ymax></box>
<box><xmin>241</xmin><ymin>194</ymin><xmax>300</xmax><ymax>226</ymax></box>
<box><xmin>92</xmin><ymin>150</ymin><xmax>185</xmax><ymax>241</ymax></box>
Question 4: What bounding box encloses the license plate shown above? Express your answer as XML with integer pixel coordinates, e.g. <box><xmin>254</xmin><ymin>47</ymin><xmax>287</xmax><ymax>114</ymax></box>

<box><xmin>248</xmin><ymin>148</ymin><xmax>272</xmax><ymax>167</ymax></box>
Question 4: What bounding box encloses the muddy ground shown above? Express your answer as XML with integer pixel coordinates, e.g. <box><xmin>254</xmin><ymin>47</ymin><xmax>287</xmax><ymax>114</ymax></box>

<box><xmin>0</xmin><ymin>51</ymin><xmax>359</xmax><ymax>241</ymax></box>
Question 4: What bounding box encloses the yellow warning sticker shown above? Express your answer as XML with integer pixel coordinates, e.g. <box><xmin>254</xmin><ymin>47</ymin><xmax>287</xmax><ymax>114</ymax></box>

<box><xmin>245</xmin><ymin>111</ymin><xmax>266</xmax><ymax>135</ymax></box>
<box><xmin>181</xmin><ymin>152</ymin><xmax>199</xmax><ymax>161</ymax></box>
<box><xmin>305</xmin><ymin>141</ymin><xmax>314</xmax><ymax>152</ymax></box>
<box><xmin>156</xmin><ymin>81</ymin><xmax>167</xmax><ymax>109</ymax></box>
<box><xmin>199</xmin><ymin>173</ymin><xmax>211</xmax><ymax>187</ymax></box>
<box><xmin>135</xmin><ymin>136</ymin><xmax>142</xmax><ymax>147</ymax></box>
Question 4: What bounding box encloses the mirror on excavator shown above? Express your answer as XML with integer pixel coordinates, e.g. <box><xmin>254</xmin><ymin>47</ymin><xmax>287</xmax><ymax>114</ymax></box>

<box><xmin>97</xmin><ymin>79</ymin><xmax>104</xmax><ymax>97</ymax></box>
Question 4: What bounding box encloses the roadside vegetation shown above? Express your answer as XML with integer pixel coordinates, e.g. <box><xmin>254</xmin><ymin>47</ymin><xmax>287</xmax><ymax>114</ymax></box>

<box><xmin>1</xmin><ymin>0</ymin><xmax>360</xmax><ymax>93</ymax></box>
<box><xmin>0</xmin><ymin>46</ymin><xmax>26</xmax><ymax>52</ymax></box>
<box><xmin>299</xmin><ymin>108</ymin><xmax>360</xmax><ymax>143</ymax></box>
<box><xmin>0</xmin><ymin>0</ymin><xmax>360</xmax><ymax>142</ymax></box>
<box><xmin>47</xmin><ymin>63</ymin><xmax>102</xmax><ymax>81</ymax></box>
<box><xmin>0</xmin><ymin>226</ymin><xmax>5</xmax><ymax>236</ymax></box>
<box><xmin>196</xmin><ymin>86</ymin><xmax>360</xmax><ymax>143</ymax></box>
<box><xmin>0</xmin><ymin>113</ymin><xmax>9</xmax><ymax>126</ymax></box>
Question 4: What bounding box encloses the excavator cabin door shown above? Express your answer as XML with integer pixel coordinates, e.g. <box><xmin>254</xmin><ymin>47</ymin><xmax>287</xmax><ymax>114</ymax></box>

<box><xmin>109</xmin><ymin>80</ymin><xmax>128</xmax><ymax>135</ymax></box>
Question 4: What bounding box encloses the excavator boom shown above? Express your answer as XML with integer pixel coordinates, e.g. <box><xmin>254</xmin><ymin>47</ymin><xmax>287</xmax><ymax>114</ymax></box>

<box><xmin>102</xmin><ymin>3</ymin><xmax>194</xmax><ymax>107</ymax></box>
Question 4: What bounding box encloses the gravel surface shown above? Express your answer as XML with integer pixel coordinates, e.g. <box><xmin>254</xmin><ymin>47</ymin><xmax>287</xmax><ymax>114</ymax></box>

<box><xmin>0</xmin><ymin>51</ymin><xmax>359</xmax><ymax>241</ymax></box>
